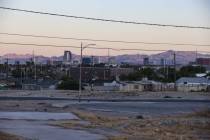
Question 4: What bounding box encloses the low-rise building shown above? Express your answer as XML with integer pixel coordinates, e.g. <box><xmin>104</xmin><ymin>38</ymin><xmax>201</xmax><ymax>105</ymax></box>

<box><xmin>119</xmin><ymin>81</ymin><xmax>145</xmax><ymax>92</ymax></box>
<box><xmin>176</xmin><ymin>77</ymin><xmax>209</xmax><ymax>92</ymax></box>
<box><xmin>22</xmin><ymin>84</ymin><xmax>41</xmax><ymax>90</ymax></box>
<box><xmin>119</xmin><ymin>79</ymin><xmax>164</xmax><ymax>92</ymax></box>
<box><xmin>0</xmin><ymin>73</ymin><xmax>7</xmax><ymax>79</ymax></box>
<box><xmin>196</xmin><ymin>58</ymin><xmax>210</xmax><ymax>66</ymax></box>
<box><xmin>0</xmin><ymin>83</ymin><xmax>7</xmax><ymax>90</ymax></box>
<box><xmin>84</xmin><ymin>80</ymin><xmax>120</xmax><ymax>91</ymax></box>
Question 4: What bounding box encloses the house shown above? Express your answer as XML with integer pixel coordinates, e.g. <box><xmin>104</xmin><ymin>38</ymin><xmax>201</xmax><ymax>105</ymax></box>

<box><xmin>37</xmin><ymin>79</ymin><xmax>58</xmax><ymax>90</ymax></box>
<box><xmin>104</xmin><ymin>81</ymin><xmax>121</xmax><ymax>87</ymax></box>
<box><xmin>84</xmin><ymin>80</ymin><xmax>120</xmax><ymax>91</ymax></box>
<box><xmin>0</xmin><ymin>83</ymin><xmax>7</xmax><ymax>90</ymax></box>
<box><xmin>22</xmin><ymin>84</ymin><xmax>41</xmax><ymax>90</ymax></box>
<box><xmin>21</xmin><ymin>79</ymin><xmax>58</xmax><ymax>90</ymax></box>
<box><xmin>161</xmin><ymin>83</ymin><xmax>175</xmax><ymax>91</ymax></box>
<box><xmin>207</xmin><ymin>80</ymin><xmax>210</xmax><ymax>92</ymax></box>
<box><xmin>0</xmin><ymin>79</ymin><xmax>16</xmax><ymax>89</ymax></box>
<box><xmin>83</xmin><ymin>78</ymin><xmax>175</xmax><ymax>92</ymax></box>
<box><xmin>176</xmin><ymin>77</ymin><xmax>209</xmax><ymax>92</ymax></box>
<box><xmin>119</xmin><ymin>81</ymin><xmax>145</xmax><ymax>92</ymax></box>
<box><xmin>119</xmin><ymin>79</ymin><xmax>164</xmax><ymax>92</ymax></box>
<box><xmin>0</xmin><ymin>73</ymin><xmax>7</xmax><ymax>79</ymax></box>
<box><xmin>196</xmin><ymin>73</ymin><xmax>207</xmax><ymax>77</ymax></box>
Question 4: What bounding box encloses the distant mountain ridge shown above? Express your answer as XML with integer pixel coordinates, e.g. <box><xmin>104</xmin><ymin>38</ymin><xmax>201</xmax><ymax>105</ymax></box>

<box><xmin>1</xmin><ymin>51</ymin><xmax>209</xmax><ymax>65</ymax></box>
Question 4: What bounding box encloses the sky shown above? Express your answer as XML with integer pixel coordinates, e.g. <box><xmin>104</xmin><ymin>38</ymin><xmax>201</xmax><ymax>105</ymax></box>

<box><xmin>0</xmin><ymin>0</ymin><xmax>210</xmax><ymax>56</ymax></box>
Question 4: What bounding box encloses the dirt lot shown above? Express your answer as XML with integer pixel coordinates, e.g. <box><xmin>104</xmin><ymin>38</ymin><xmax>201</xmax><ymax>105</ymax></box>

<box><xmin>0</xmin><ymin>90</ymin><xmax>210</xmax><ymax>140</ymax></box>
<box><xmin>53</xmin><ymin>109</ymin><xmax>210</xmax><ymax>140</ymax></box>
<box><xmin>1</xmin><ymin>108</ymin><xmax>210</xmax><ymax>140</ymax></box>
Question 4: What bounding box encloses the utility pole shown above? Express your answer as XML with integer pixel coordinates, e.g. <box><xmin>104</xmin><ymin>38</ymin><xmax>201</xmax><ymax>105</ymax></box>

<box><xmin>0</xmin><ymin>56</ymin><xmax>1</xmax><ymax>75</ymax></box>
<box><xmin>33</xmin><ymin>50</ymin><xmax>37</xmax><ymax>82</ymax></box>
<box><xmin>79</xmin><ymin>43</ymin><xmax>96</xmax><ymax>102</ymax></box>
<box><xmin>91</xmin><ymin>56</ymin><xmax>94</xmax><ymax>91</ymax></box>
<box><xmin>20</xmin><ymin>64</ymin><xmax>23</xmax><ymax>87</ymax></box>
<box><xmin>104</xmin><ymin>69</ymin><xmax>106</xmax><ymax>80</ymax></box>
<box><xmin>173</xmin><ymin>52</ymin><xmax>176</xmax><ymax>90</ymax></box>
<box><xmin>6</xmin><ymin>58</ymin><xmax>9</xmax><ymax>79</ymax></box>
<box><xmin>108</xmin><ymin>48</ymin><xmax>110</xmax><ymax>66</ymax></box>
<box><xmin>79</xmin><ymin>43</ymin><xmax>83</xmax><ymax>102</ymax></box>
<box><xmin>195</xmin><ymin>48</ymin><xmax>198</xmax><ymax>64</ymax></box>
<box><xmin>166</xmin><ymin>65</ymin><xmax>169</xmax><ymax>79</ymax></box>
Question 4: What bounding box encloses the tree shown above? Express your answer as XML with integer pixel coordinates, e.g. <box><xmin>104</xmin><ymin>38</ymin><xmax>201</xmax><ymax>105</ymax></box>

<box><xmin>12</xmin><ymin>69</ymin><xmax>21</xmax><ymax>78</ymax></box>
<box><xmin>177</xmin><ymin>66</ymin><xmax>206</xmax><ymax>78</ymax></box>
<box><xmin>157</xmin><ymin>67</ymin><xmax>177</xmax><ymax>83</ymax></box>
<box><xmin>57</xmin><ymin>76</ymin><xmax>80</xmax><ymax>90</ymax></box>
<box><xmin>120</xmin><ymin>68</ymin><xmax>159</xmax><ymax>81</ymax></box>
<box><xmin>206</xmin><ymin>72</ymin><xmax>210</xmax><ymax>78</ymax></box>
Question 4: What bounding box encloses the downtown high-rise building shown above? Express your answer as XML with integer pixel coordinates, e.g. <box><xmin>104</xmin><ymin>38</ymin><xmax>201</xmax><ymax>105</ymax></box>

<box><xmin>63</xmin><ymin>51</ymin><xmax>72</xmax><ymax>64</ymax></box>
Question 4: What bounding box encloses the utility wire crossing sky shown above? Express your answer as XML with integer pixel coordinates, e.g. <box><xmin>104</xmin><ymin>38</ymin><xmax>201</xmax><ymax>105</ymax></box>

<box><xmin>0</xmin><ymin>6</ymin><xmax>210</xmax><ymax>30</ymax></box>
<box><xmin>0</xmin><ymin>0</ymin><xmax>210</xmax><ymax>56</ymax></box>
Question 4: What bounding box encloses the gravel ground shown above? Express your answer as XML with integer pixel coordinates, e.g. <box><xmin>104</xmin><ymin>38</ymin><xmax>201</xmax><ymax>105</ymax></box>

<box><xmin>0</xmin><ymin>90</ymin><xmax>210</xmax><ymax>140</ymax></box>
<box><xmin>54</xmin><ymin>109</ymin><xmax>210</xmax><ymax>140</ymax></box>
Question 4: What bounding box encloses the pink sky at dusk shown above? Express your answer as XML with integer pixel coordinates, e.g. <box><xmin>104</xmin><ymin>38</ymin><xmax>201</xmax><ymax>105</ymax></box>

<box><xmin>0</xmin><ymin>0</ymin><xmax>210</xmax><ymax>57</ymax></box>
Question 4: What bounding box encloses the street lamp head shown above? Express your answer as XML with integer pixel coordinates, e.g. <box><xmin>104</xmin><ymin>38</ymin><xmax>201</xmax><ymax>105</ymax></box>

<box><xmin>83</xmin><ymin>44</ymin><xmax>96</xmax><ymax>50</ymax></box>
<box><xmin>86</xmin><ymin>44</ymin><xmax>96</xmax><ymax>47</ymax></box>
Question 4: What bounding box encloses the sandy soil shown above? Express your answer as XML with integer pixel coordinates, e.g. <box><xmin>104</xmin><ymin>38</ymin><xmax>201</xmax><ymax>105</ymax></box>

<box><xmin>54</xmin><ymin>109</ymin><xmax>210</xmax><ymax>140</ymax></box>
<box><xmin>0</xmin><ymin>91</ymin><xmax>210</xmax><ymax>140</ymax></box>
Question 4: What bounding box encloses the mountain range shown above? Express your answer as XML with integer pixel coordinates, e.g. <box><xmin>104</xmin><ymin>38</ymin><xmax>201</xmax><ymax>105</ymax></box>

<box><xmin>0</xmin><ymin>50</ymin><xmax>209</xmax><ymax>65</ymax></box>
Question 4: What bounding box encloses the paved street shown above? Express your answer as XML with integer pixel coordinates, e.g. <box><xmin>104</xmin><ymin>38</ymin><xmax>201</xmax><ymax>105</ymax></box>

<box><xmin>0</xmin><ymin>112</ymin><xmax>104</xmax><ymax>140</ymax></box>
<box><xmin>0</xmin><ymin>96</ymin><xmax>210</xmax><ymax>102</ymax></box>
<box><xmin>62</xmin><ymin>101</ymin><xmax>210</xmax><ymax>116</ymax></box>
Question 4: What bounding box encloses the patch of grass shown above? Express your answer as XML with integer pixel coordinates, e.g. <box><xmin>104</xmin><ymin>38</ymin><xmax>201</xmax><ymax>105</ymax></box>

<box><xmin>193</xmin><ymin>109</ymin><xmax>210</xmax><ymax>118</ymax></box>
<box><xmin>53</xmin><ymin>120</ymin><xmax>89</xmax><ymax>129</ymax></box>
<box><xmin>56</xmin><ymin>110</ymin><xmax>210</xmax><ymax>140</ymax></box>
<box><xmin>108</xmin><ymin>136</ymin><xmax>128</xmax><ymax>140</ymax></box>
<box><xmin>71</xmin><ymin>110</ymin><xmax>128</xmax><ymax>129</ymax></box>
<box><xmin>0</xmin><ymin>132</ymin><xmax>24</xmax><ymax>140</ymax></box>
<box><xmin>54</xmin><ymin>110</ymin><xmax>129</xmax><ymax>131</ymax></box>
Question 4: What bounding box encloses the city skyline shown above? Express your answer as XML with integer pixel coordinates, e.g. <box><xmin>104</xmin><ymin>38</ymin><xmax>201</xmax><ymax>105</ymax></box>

<box><xmin>0</xmin><ymin>1</ymin><xmax>210</xmax><ymax>140</ymax></box>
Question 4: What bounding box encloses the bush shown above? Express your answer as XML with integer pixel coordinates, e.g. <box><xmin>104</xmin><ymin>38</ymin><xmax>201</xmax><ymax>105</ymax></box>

<box><xmin>57</xmin><ymin>77</ymin><xmax>80</xmax><ymax>90</ymax></box>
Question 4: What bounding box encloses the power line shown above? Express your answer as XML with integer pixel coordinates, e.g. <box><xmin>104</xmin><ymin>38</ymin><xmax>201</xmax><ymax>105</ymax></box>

<box><xmin>0</xmin><ymin>32</ymin><xmax>210</xmax><ymax>47</ymax></box>
<box><xmin>0</xmin><ymin>41</ymin><xmax>80</xmax><ymax>49</ymax></box>
<box><xmin>1</xmin><ymin>41</ymin><xmax>210</xmax><ymax>54</ymax></box>
<box><xmin>0</xmin><ymin>6</ymin><xmax>210</xmax><ymax>30</ymax></box>
<box><xmin>0</xmin><ymin>41</ymin><xmax>168</xmax><ymax>52</ymax></box>
<box><xmin>120</xmin><ymin>48</ymin><xmax>166</xmax><ymax>52</ymax></box>
<box><xmin>0</xmin><ymin>41</ymin><xmax>119</xmax><ymax>51</ymax></box>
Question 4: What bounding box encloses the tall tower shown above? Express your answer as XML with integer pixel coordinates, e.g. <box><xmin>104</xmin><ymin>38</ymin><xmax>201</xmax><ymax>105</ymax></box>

<box><xmin>143</xmin><ymin>57</ymin><xmax>149</xmax><ymax>66</ymax></box>
<box><xmin>63</xmin><ymin>51</ymin><xmax>72</xmax><ymax>64</ymax></box>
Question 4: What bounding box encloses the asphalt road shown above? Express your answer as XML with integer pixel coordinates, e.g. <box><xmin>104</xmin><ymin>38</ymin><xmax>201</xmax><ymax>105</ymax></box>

<box><xmin>0</xmin><ymin>112</ymin><xmax>104</xmax><ymax>140</ymax></box>
<box><xmin>0</xmin><ymin>96</ymin><xmax>210</xmax><ymax>103</ymax></box>
<box><xmin>55</xmin><ymin>101</ymin><xmax>210</xmax><ymax>117</ymax></box>
<box><xmin>1</xmin><ymin>96</ymin><xmax>210</xmax><ymax>116</ymax></box>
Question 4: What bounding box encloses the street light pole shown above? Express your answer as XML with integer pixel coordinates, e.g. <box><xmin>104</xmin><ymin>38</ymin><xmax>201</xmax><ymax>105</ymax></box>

<box><xmin>79</xmin><ymin>43</ymin><xmax>83</xmax><ymax>102</ymax></box>
<box><xmin>79</xmin><ymin>43</ymin><xmax>96</xmax><ymax>102</ymax></box>
<box><xmin>108</xmin><ymin>48</ymin><xmax>110</xmax><ymax>66</ymax></box>
<box><xmin>173</xmin><ymin>52</ymin><xmax>177</xmax><ymax>91</ymax></box>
